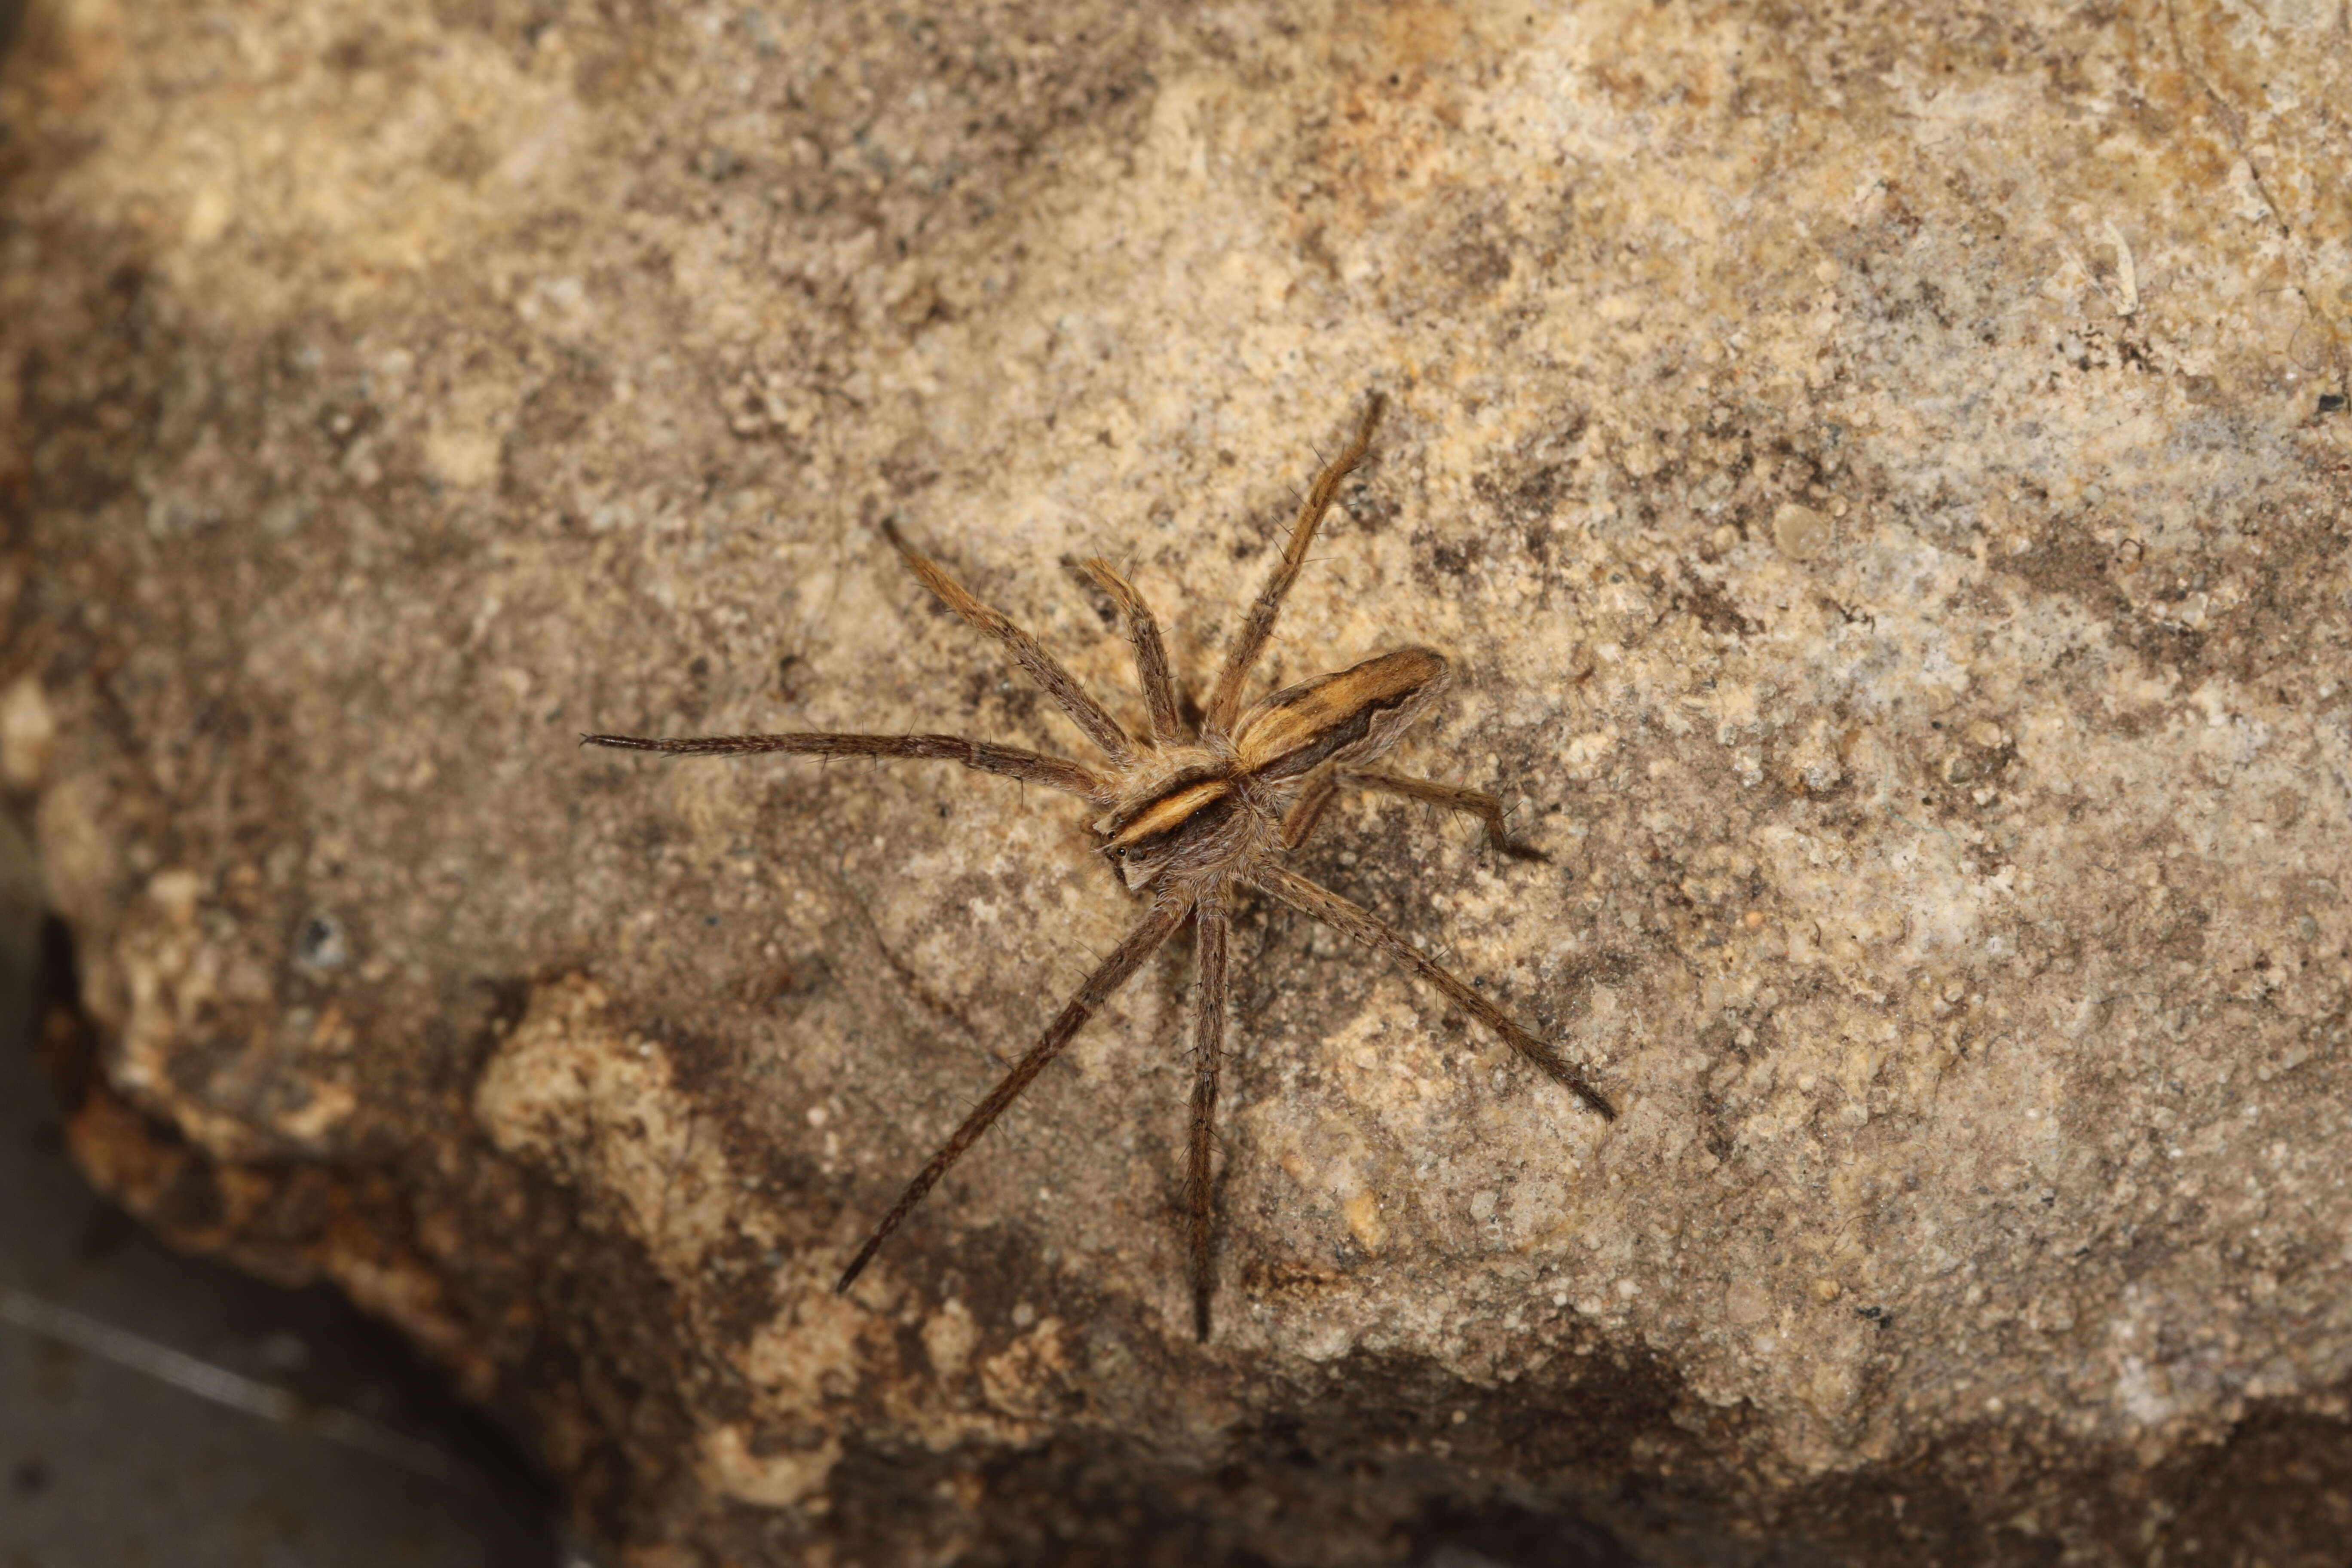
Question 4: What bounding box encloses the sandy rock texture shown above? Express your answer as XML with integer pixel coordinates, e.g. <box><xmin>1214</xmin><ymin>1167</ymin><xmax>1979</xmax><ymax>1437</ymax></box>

<box><xmin>6</xmin><ymin>0</ymin><xmax>2352</xmax><ymax>1561</ymax></box>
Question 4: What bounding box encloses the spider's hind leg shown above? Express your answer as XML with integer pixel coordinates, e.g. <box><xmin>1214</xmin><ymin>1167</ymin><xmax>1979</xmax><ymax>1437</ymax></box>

<box><xmin>1184</xmin><ymin>894</ymin><xmax>1232</xmax><ymax>1341</ymax></box>
<box><xmin>1279</xmin><ymin>768</ymin><xmax>1548</xmax><ymax>861</ymax></box>
<box><xmin>1342</xmin><ymin>769</ymin><xmax>1550</xmax><ymax>861</ymax></box>
<box><xmin>1249</xmin><ymin>863</ymin><xmax>1613</xmax><ymax>1120</ymax></box>
<box><xmin>835</xmin><ymin>896</ymin><xmax>1191</xmax><ymax>1295</ymax></box>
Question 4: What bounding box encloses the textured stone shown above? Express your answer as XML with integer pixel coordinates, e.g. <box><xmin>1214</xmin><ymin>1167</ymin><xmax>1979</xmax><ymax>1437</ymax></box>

<box><xmin>5</xmin><ymin>0</ymin><xmax>2351</xmax><ymax>1562</ymax></box>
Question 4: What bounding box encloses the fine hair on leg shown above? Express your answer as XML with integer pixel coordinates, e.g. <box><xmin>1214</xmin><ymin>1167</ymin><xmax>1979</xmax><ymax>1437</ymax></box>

<box><xmin>836</xmin><ymin>896</ymin><xmax>1192</xmax><ymax>1294</ymax></box>
<box><xmin>1185</xmin><ymin>889</ymin><xmax>1231</xmax><ymax>1341</ymax></box>
<box><xmin>1248</xmin><ymin>863</ymin><xmax>1614</xmax><ymax>1119</ymax></box>
<box><xmin>1200</xmin><ymin>395</ymin><xmax>1387</xmax><ymax>742</ymax></box>
<box><xmin>882</xmin><ymin>519</ymin><xmax>1135</xmax><ymax>765</ymax></box>
<box><xmin>1081</xmin><ymin>557</ymin><xmax>1188</xmax><ymax>747</ymax></box>
<box><xmin>580</xmin><ymin>730</ymin><xmax>1110</xmax><ymax>801</ymax></box>
<box><xmin>1279</xmin><ymin>770</ymin><xmax>1343</xmax><ymax>850</ymax></box>
<box><xmin>1285</xmin><ymin>768</ymin><xmax>1547</xmax><ymax>860</ymax></box>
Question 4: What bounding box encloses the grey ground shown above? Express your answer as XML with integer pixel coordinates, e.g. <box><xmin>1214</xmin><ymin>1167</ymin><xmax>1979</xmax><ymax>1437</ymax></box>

<box><xmin>0</xmin><ymin>816</ymin><xmax>562</xmax><ymax>1568</ymax></box>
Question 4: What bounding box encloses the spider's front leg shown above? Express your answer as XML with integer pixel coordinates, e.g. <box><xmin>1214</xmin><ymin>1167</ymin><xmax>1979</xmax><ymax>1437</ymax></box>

<box><xmin>580</xmin><ymin>730</ymin><xmax>1112</xmax><ymax>802</ymax></box>
<box><xmin>1081</xmin><ymin>557</ymin><xmax>1189</xmax><ymax>747</ymax></box>
<box><xmin>882</xmin><ymin>521</ymin><xmax>1137</xmax><ymax>766</ymax></box>
<box><xmin>1200</xmin><ymin>394</ymin><xmax>1387</xmax><ymax>742</ymax></box>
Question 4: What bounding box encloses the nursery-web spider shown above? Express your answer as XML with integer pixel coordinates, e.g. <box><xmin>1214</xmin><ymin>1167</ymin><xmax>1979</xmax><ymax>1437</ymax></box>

<box><xmin>586</xmin><ymin>395</ymin><xmax>1616</xmax><ymax>1340</ymax></box>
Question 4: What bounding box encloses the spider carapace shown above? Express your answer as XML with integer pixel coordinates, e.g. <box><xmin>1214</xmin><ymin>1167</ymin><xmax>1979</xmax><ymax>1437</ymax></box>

<box><xmin>586</xmin><ymin>395</ymin><xmax>1616</xmax><ymax>1341</ymax></box>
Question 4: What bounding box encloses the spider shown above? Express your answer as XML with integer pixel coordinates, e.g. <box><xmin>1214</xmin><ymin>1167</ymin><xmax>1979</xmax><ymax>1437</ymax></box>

<box><xmin>585</xmin><ymin>395</ymin><xmax>1616</xmax><ymax>1341</ymax></box>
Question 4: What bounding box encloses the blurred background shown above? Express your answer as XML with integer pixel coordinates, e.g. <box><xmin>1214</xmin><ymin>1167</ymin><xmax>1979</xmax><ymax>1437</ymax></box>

<box><xmin>0</xmin><ymin>823</ymin><xmax>567</xmax><ymax>1566</ymax></box>
<box><xmin>0</xmin><ymin>3</ymin><xmax>546</xmax><ymax>1561</ymax></box>
<box><xmin>0</xmin><ymin>6</ymin><xmax>552</xmax><ymax>1561</ymax></box>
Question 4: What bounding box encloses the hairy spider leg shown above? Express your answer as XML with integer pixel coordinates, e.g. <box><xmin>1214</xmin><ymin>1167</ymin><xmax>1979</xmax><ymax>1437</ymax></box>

<box><xmin>835</xmin><ymin>896</ymin><xmax>1192</xmax><ymax>1295</ymax></box>
<box><xmin>578</xmin><ymin>731</ymin><xmax>1110</xmax><ymax>802</ymax></box>
<box><xmin>1281</xmin><ymin>768</ymin><xmax>1550</xmax><ymax>861</ymax></box>
<box><xmin>882</xmin><ymin>518</ymin><xmax>1136</xmax><ymax>766</ymax></box>
<box><xmin>1249</xmin><ymin>864</ymin><xmax>1615</xmax><ymax>1120</ymax></box>
<box><xmin>1080</xmin><ymin>557</ymin><xmax>1188</xmax><ymax>747</ymax></box>
<box><xmin>1200</xmin><ymin>394</ymin><xmax>1388</xmax><ymax>743</ymax></box>
<box><xmin>1184</xmin><ymin>891</ymin><xmax>1231</xmax><ymax>1341</ymax></box>
<box><xmin>1277</xmin><ymin>771</ymin><xmax>1341</xmax><ymax>849</ymax></box>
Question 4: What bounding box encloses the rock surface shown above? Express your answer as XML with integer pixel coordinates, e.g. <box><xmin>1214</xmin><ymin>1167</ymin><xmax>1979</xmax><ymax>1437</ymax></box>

<box><xmin>6</xmin><ymin>0</ymin><xmax>2352</xmax><ymax>1561</ymax></box>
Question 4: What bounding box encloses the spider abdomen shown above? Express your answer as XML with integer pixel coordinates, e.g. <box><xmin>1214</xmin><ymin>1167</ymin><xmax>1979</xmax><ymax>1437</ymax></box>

<box><xmin>1231</xmin><ymin>646</ymin><xmax>1448</xmax><ymax>782</ymax></box>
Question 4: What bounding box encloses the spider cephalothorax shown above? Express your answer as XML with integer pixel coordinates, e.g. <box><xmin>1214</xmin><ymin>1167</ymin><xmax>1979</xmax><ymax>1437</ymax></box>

<box><xmin>587</xmin><ymin>395</ymin><xmax>1615</xmax><ymax>1340</ymax></box>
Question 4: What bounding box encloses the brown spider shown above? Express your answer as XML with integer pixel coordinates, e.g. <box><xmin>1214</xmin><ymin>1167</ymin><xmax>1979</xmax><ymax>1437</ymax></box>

<box><xmin>585</xmin><ymin>395</ymin><xmax>1616</xmax><ymax>1341</ymax></box>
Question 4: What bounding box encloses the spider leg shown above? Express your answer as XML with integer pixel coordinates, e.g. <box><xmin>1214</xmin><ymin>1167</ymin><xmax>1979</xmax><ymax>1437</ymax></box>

<box><xmin>836</xmin><ymin>895</ymin><xmax>1192</xmax><ymax>1295</ymax></box>
<box><xmin>1200</xmin><ymin>395</ymin><xmax>1387</xmax><ymax>743</ymax></box>
<box><xmin>1080</xmin><ymin>557</ymin><xmax>1188</xmax><ymax>747</ymax></box>
<box><xmin>1279</xmin><ymin>771</ymin><xmax>1342</xmax><ymax>850</ymax></box>
<box><xmin>1287</xmin><ymin>769</ymin><xmax>1548</xmax><ymax>861</ymax></box>
<box><xmin>1248</xmin><ymin>863</ymin><xmax>1614</xmax><ymax>1119</ymax></box>
<box><xmin>1185</xmin><ymin>890</ymin><xmax>1231</xmax><ymax>1341</ymax></box>
<box><xmin>581</xmin><ymin>730</ymin><xmax>1109</xmax><ymax>801</ymax></box>
<box><xmin>882</xmin><ymin>520</ymin><xmax>1136</xmax><ymax>766</ymax></box>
